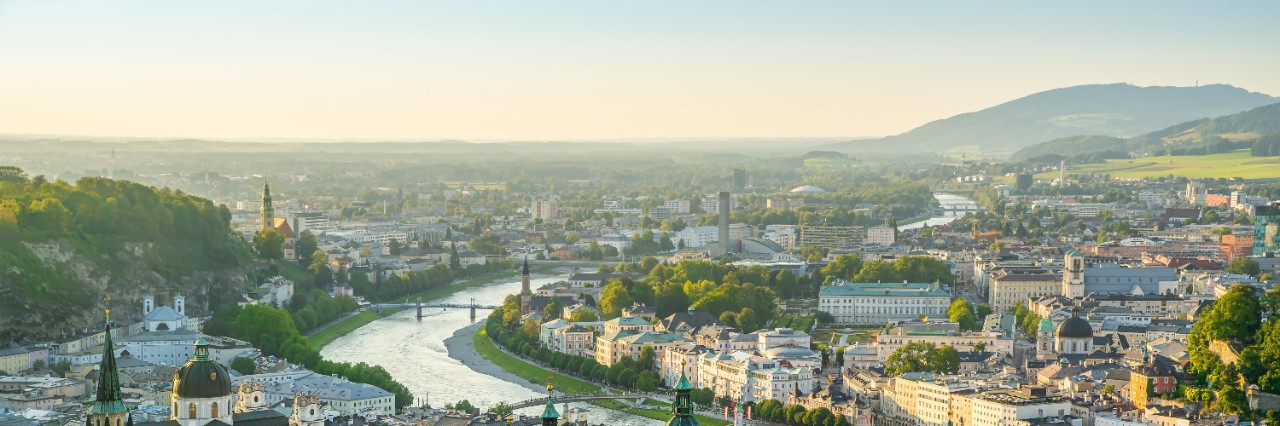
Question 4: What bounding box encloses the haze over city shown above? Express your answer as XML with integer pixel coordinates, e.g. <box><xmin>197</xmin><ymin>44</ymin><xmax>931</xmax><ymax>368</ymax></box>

<box><xmin>1</xmin><ymin>0</ymin><xmax>1278</xmax><ymax>140</ymax></box>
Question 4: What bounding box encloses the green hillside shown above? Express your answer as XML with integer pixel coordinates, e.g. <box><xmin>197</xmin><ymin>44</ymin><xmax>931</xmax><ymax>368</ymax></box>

<box><xmin>1013</xmin><ymin>102</ymin><xmax>1280</xmax><ymax>161</ymax></box>
<box><xmin>0</xmin><ymin>167</ymin><xmax>254</xmax><ymax>340</ymax></box>
<box><xmin>828</xmin><ymin>83</ymin><xmax>1276</xmax><ymax>156</ymax></box>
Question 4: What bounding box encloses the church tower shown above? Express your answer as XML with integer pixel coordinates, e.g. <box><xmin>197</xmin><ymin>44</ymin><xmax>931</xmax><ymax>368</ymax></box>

<box><xmin>519</xmin><ymin>258</ymin><xmax>532</xmax><ymax>314</ymax></box>
<box><xmin>289</xmin><ymin>392</ymin><xmax>324</xmax><ymax>426</ymax></box>
<box><xmin>1062</xmin><ymin>250</ymin><xmax>1085</xmax><ymax>298</ymax></box>
<box><xmin>91</xmin><ymin>297</ymin><xmax>129</xmax><ymax>426</ymax></box>
<box><xmin>666</xmin><ymin>364</ymin><xmax>701</xmax><ymax>426</ymax></box>
<box><xmin>170</xmin><ymin>336</ymin><xmax>233</xmax><ymax>426</ymax></box>
<box><xmin>261</xmin><ymin>182</ymin><xmax>274</xmax><ymax>231</ymax></box>
<box><xmin>540</xmin><ymin>380</ymin><xmax>559</xmax><ymax>426</ymax></box>
<box><xmin>235</xmin><ymin>380</ymin><xmax>267</xmax><ymax>413</ymax></box>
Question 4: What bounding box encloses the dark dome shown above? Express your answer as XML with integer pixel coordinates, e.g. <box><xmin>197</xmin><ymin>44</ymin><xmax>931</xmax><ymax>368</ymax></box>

<box><xmin>1056</xmin><ymin>316</ymin><xmax>1093</xmax><ymax>339</ymax></box>
<box><xmin>172</xmin><ymin>339</ymin><xmax>231</xmax><ymax>398</ymax></box>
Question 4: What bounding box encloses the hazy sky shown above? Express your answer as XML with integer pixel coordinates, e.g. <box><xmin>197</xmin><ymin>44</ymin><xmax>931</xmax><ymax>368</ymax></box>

<box><xmin>1</xmin><ymin>0</ymin><xmax>1277</xmax><ymax>141</ymax></box>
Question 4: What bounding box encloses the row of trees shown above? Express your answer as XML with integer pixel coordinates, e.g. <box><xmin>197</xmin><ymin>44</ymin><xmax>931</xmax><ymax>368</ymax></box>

<box><xmin>947</xmin><ymin>299</ymin><xmax>992</xmax><ymax>331</ymax></box>
<box><xmin>752</xmin><ymin>399</ymin><xmax>849</xmax><ymax>426</ymax></box>
<box><xmin>818</xmin><ymin>254</ymin><xmax>955</xmax><ymax>285</ymax></box>
<box><xmin>203</xmin><ymin>304</ymin><xmax>414</xmax><ymax>410</ymax></box>
<box><xmin>883</xmin><ymin>342</ymin><xmax>961</xmax><ymax>377</ymax></box>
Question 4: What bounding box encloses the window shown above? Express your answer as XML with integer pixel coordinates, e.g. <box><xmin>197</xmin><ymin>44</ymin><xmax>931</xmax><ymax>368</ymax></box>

<box><xmin>211</xmin><ymin>402</ymin><xmax>219</xmax><ymax>417</ymax></box>
<box><xmin>189</xmin><ymin>403</ymin><xmax>197</xmax><ymax>419</ymax></box>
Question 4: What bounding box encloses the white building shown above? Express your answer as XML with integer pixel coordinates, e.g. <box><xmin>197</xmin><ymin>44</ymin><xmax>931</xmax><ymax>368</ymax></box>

<box><xmin>819</xmin><ymin>280</ymin><xmax>951</xmax><ymax>325</ymax></box>
<box><xmin>675</xmin><ymin>226</ymin><xmax>719</xmax><ymax>248</ymax></box>
<box><xmin>663</xmin><ymin>199</ymin><xmax>691</xmax><ymax>214</ymax></box>
<box><xmin>875</xmin><ymin>322</ymin><xmax>1013</xmax><ymax>362</ymax></box>
<box><xmin>697</xmin><ymin>351</ymin><xmax>813</xmax><ymax>403</ymax></box>
<box><xmin>533</xmin><ymin>200</ymin><xmax>558</xmax><ymax>221</ymax></box>
<box><xmin>970</xmin><ymin>387</ymin><xmax>1070</xmax><ymax>426</ymax></box>
<box><xmin>866</xmin><ymin>226</ymin><xmax>896</xmax><ymax>246</ymax></box>
<box><xmin>236</xmin><ymin>371</ymin><xmax>395</xmax><ymax>416</ymax></box>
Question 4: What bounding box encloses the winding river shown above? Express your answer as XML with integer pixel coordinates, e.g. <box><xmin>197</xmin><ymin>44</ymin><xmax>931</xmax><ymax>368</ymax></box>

<box><xmin>320</xmin><ymin>277</ymin><xmax>665</xmax><ymax>425</ymax></box>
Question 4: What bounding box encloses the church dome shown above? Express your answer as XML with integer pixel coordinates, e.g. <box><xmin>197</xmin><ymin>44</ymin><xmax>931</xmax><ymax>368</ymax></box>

<box><xmin>173</xmin><ymin>338</ymin><xmax>231</xmax><ymax>398</ymax></box>
<box><xmin>1056</xmin><ymin>309</ymin><xmax>1093</xmax><ymax>339</ymax></box>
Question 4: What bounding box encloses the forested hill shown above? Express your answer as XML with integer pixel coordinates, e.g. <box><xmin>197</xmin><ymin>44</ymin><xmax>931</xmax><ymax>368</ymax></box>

<box><xmin>0</xmin><ymin>167</ymin><xmax>254</xmax><ymax>341</ymax></box>
<box><xmin>1011</xmin><ymin>101</ymin><xmax>1280</xmax><ymax>162</ymax></box>
<box><xmin>827</xmin><ymin>83</ymin><xmax>1276</xmax><ymax>156</ymax></box>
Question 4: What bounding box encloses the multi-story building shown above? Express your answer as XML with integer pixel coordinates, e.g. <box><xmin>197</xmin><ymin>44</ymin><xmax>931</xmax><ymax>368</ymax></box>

<box><xmin>1219</xmin><ymin>234</ymin><xmax>1254</xmax><ymax>261</ymax></box>
<box><xmin>675</xmin><ymin>226</ymin><xmax>719</xmax><ymax>249</ymax></box>
<box><xmin>866</xmin><ymin>226</ymin><xmax>896</xmax><ymax>246</ymax></box>
<box><xmin>1082</xmin><ymin>294</ymin><xmax>1198</xmax><ymax>319</ymax></box>
<box><xmin>532</xmin><ymin>200</ymin><xmax>558</xmax><ymax>221</ymax></box>
<box><xmin>240</xmin><ymin>372</ymin><xmax>395</xmax><ymax>416</ymax></box>
<box><xmin>989</xmin><ymin>269</ymin><xmax>1062</xmax><ymax>312</ymax></box>
<box><xmin>595</xmin><ymin>330</ymin><xmax>689</xmax><ymax>367</ymax></box>
<box><xmin>819</xmin><ymin>280</ymin><xmax>950</xmax><ymax>325</ymax></box>
<box><xmin>969</xmin><ymin>387</ymin><xmax>1070</xmax><ymax>426</ymax></box>
<box><xmin>798</xmin><ymin>226</ymin><xmax>864</xmax><ymax>250</ymax></box>
<box><xmin>881</xmin><ymin>373</ymin><xmax>978</xmax><ymax>426</ymax></box>
<box><xmin>874</xmin><ymin>322</ymin><xmax>1013</xmax><ymax>362</ymax></box>
<box><xmin>1129</xmin><ymin>360</ymin><xmax>1179</xmax><ymax>408</ymax></box>
<box><xmin>1255</xmin><ymin>203</ymin><xmax>1280</xmax><ymax>255</ymax></box>
<box><xmin>661</xmin><ymin>343</ymin><xmax>710</xmax><ymax>388</ymax></box>
<box><xmin>603</xmin><ymin>316</ymin><xmax>654</xmax><ymax>335</ymax></box>
<box><xmin>0</xmin><ymin>346</ymin><xmax>48</xmax><ymax>374</ymax></box>
<box><xmin>697</xmin><ymin>351</ymin><xmax>813</xmax><ymax>403</ymax></box>
<box><xmin>663</xmin><ymin>199</ymin><xmax>691</xmax><ymax>214</ymax></box>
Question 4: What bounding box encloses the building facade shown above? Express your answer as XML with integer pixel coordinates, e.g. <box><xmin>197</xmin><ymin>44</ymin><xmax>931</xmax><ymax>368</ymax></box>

<box><xmin>819</xmin><ymin>280</ymin><xmax>951</xmax><ymax>325</ymax></box>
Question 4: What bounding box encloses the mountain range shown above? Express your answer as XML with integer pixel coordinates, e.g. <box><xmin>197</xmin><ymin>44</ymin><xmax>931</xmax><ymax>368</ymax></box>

<box><xmin>827</xmin><ymin>83</ymin><xmax>1278</xmax><ymax>157</ymax></box>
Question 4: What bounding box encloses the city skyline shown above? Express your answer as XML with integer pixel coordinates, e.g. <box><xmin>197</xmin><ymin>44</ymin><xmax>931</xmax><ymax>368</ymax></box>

<box><xmin>0</xmin><ymin>0</ymin><xmax>1277</xmax><ymax>141</ymax></box>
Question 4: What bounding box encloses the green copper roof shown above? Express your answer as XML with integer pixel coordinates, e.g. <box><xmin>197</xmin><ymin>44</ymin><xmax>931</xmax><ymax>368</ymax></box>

<box><xmin>173</xmin><ymin>338</ymin><xmax>231</xmax><ymax>398</ymax></box>
<box><xmin>674</xmin><ymin>371</ymin><xmax>693</xmax><ymax>391</ymax></box>
<box><xmin>540</xmin><ymin>397</ymin><xmax>559</xmax><ymax>420</ymax></box>
<box><xmin>1039</xmin><ymin>318</ymin><xmax>1054</xmax><ymax>332</ymax></box>
<box><xmin>92</xmin><ymin>316</ymin><xmax>128</xmax><ymax>415</ymax></box>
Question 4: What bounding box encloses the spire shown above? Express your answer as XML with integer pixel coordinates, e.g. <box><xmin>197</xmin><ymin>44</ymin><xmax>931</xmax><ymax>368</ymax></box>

<box><xmin>667</xmin><ymin>359</ymin><xmax>700</xmax><ymax>426</ymax></box>
<box><xmin>522</xmin><ymin>258</ymin><xmax>530</xmax><ymax>276</ymax></box>
<box><xmin>261</xmin><ymin>181</ymin><xmax>275</xmax><ymax>231</ymax></box>
<box><xmin>541</xmin><ymin>376</ymin><xmax>559</xmax><ymax>426</ymax></box>
<box><xmin>92</xmin><ymin>296</ymin><xmax>128</xmax><ymax>416</ymax></box>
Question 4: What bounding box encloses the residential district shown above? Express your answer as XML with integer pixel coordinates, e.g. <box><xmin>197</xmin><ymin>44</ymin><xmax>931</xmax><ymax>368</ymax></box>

<box><xmin>4</xmin><ymin>175</ymin><xmax>1280</xmax><ymax>426</ymax></box>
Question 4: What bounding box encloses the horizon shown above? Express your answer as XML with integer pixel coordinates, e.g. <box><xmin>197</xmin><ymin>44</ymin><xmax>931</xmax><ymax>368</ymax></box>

<box><xmin>1</xmin><ymin>1</ymin><xmax>1278</xmax><ymax>141</ymax></box>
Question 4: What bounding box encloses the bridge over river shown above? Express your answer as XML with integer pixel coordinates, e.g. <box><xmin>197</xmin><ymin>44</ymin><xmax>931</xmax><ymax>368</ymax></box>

<box><xmin>370</xmin><ymin>299</ymin><xmax>499</xmax><ymax>322</ymax></box>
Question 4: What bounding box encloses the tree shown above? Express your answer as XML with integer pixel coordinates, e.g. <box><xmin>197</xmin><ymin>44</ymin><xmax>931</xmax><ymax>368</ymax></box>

<box><xmin>231</xmin><ymin>357</ymin><xmax>257</xmax><ymax>375</ymax></box>
<box><xmin>388</xmin><ymin>238</ymin><xmax>402</xmax><ymax>256</ymax></box>
<box><xmin>252</xmin><ymin>229</ymin><xmax>285</xmax><ymax>260</ymax></box>
<box><xmin>52</xmin><ymin>360</ymin><xmax>71</xmax><ymax>377</ymax></box>
<box><xmin>449</xmin><ymin>244</ymin><xmax>462</xmax><ymax>272</ymax></box>
<box><xmin>297</xmin><ymin>230</ymin><xmax>318</xmax><ymax>264</ymax></box>
<box><xmin>975</xmin><ymin>303</ymin><xmax>993</xmax><ymax>320</ymax></box>
<box><xmin>599</xmin><ymin>281</ymin><xmax>635</xmax><ymax>318</ymax></box>
<box><xmin>1228</xmin><ymin>257</ymin><xmax>1261</xmax><ymax>277</ymax></box>
<box><xmin>884</xmin><ymin>342</ymin><xmax>960</xmax><ymax>376</ymax></box>
<box><xmin>489</xmin><ymin>402</ymin><xmax>513</xmax><ymax>418</ymax></box>
<box><xmin>736</xmin><ymin>308</ymin><xmax>759</xmax><ymax>332</ymax></box>
<box><xmin>544</xmin><ymin>297</ymin><xmax>563</xmax><ymax>320</ymax></box>
<box><xmin>947</xmin><ymin>299</ymin><xmax>978</xmax><ymax>331</ymax></box>
<box><xmin>569</xmin><ymin>310</ymin><xmax>599</xmax><ymax>322</ymax></box>
<box><xmin>814</xmin><ymin>311</ymin><xmax>835</xmax><ymax>325</ymax></box>
<box><xmin>820</xmin><ymin>254</ymin><xmax>863</xmax><ymax>281</ymax></box>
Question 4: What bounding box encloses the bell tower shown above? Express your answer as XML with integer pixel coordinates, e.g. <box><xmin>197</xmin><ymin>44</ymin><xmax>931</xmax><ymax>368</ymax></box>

<box><xmin>235</xmin><ymin>379</ymin><xmax>267</xmax><ymax>413</ymax></box>
<box><xmin>519</xmin><ymin>258</ymin><xmax>533</xmax><ymax>314</ymax></box>
<box><xmin>261</xmin><ymin>182</ymin><xmax>274</xmax><ymax>231</ymax></box>
<box><xmin>1062</xmin><ymin>250</ymin><xmax>1085</xmax><ymax>298</ymax></box>
<box><xmin>290</xmin><ymin>392</ymin><xmax>324</xmax><ymax>426</ymax></box>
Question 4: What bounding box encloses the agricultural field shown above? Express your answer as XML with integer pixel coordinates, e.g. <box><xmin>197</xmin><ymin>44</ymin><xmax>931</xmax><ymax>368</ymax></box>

<box><xmin>1034</xmin><ymin>149</ymin><xmax>1280</xmax><ymax>180</ymax></box>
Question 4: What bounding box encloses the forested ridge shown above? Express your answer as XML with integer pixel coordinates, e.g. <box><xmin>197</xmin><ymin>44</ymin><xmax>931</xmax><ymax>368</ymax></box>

<box><xmin>0</xmin><ymin>167</ymin><xmax>254</xmax><ymax>340</ymax></box>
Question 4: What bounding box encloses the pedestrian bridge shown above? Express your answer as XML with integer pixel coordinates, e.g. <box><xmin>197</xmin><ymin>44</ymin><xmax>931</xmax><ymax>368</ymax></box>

<box><xmin>506</xmin><ymin>393</ymin><xmax>651</xmax><ymax>410</ymax></box>
<box><xmin>370</xmin><ymin>303</ymin><xmax>499</xmax><ymax>310</ymax></box>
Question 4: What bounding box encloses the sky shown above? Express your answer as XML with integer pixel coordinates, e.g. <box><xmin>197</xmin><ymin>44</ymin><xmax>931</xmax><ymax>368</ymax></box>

<box><xmin>0</xmin><ymin>0</ymin><xmax>1277</xmax><ymax>141</ymax></box>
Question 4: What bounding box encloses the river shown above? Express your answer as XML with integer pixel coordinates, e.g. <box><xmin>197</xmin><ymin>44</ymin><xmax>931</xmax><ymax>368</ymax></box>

<box><xmin>320</xmin><ymin>277</ymin><xmax>666</xmax><ymax>426</ymax></box>
<box><xmin>899</xmin><ymin>192</ymin><xmax>978</xmax><ymax>230</ymax></box>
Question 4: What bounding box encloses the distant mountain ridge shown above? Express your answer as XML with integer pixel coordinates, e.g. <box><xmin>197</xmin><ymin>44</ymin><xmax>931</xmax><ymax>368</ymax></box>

<box><xmin>1012</xmin><ymin>101</ymin><xmax>1280</xmax><ymax>161</ymax></box>
<box><xmin>827</xmin><ymin>83</ymin><xmax>1277</xmax><ymax>156</ymax></box>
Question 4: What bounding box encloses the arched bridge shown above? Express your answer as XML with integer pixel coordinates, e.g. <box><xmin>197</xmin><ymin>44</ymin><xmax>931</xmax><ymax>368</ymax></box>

<box><xmin>507</xmin><ymin>393</ymin><xmax>651</xmax><ymax>410</ymax></box>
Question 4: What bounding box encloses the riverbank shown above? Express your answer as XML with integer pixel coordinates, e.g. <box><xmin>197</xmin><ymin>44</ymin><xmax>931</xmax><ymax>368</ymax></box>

<box><xmin>309</xmin><ymin>271</ymin><xmax>520</xmax><ymax>351</ymax></box>
<box><xmin>445</xmin><ymin>324</ymin><xmax>730</xmax><ymax>426</ymax></box>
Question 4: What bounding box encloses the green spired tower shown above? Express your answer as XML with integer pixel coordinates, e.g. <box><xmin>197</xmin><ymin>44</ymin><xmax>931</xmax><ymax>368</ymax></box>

<box><xmin>666</xmin><ymin>365</ymin><xmax>700</xmax><ymax>426</ymax></box>
<box><xmin>540</xmin><ymin>377</ymin><xmax>559</xmax><ymax>426</ymax></box>
<box><xmin>260</xmin><ymin>182</ymin><xmax>274</xmax><ymax>231</ymax></box>
<box><xmin>90</xmin><ymin>296</ymin><xmax>129</xmax><ymax>426</ymax></box>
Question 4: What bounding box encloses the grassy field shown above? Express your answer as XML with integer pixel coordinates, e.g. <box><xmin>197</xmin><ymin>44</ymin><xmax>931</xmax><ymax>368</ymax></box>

<box><xmin>308</xmin><ymin>310</ymin><xmax>383</xmax><ymax>350</ymax></box>
<box><xmin>308</xmin><ymin>271</ymin><xmax>520</xmax><ymax>351</ymax></box>
<box><xmin>473</xmin><ymin>330</ymin><xmax>728</xmax><ymax>426</ymax></box>
<box><xmin>1035</xmin><ymin>150</ymin><xmax>1280</xmax><ymax>180</ymax></box>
